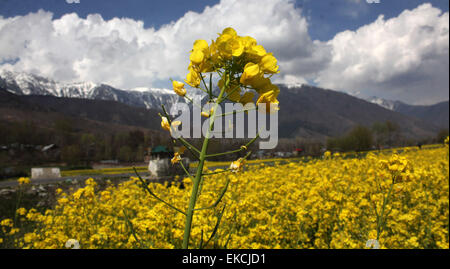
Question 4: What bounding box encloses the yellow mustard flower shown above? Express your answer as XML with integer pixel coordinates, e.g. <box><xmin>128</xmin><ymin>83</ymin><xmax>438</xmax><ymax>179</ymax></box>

<box><xmin>229</xmin><ymin>158</ymin><xmax>245</xmax><ymax>173</ymax></box>
<box><xmin>259</xmin><ymin>53</ymin><xmax>279</xmax><ymax>74</ymax></box>
<box><xmin>16</xmin><ymin>208</ymin><xmax>27</xmax><ymax>216</ymax></box>
<box><xmin>161</xmin><ymin>117</ymin><xmax>181</xmax><ymax>134</ymax></box>
<box><xmin>185</xmin><ymin>70</ymin><xmax>201</xmax><ymax>88</ymax></box>
<box><xmin>190</xmin><ymin>49</ymin><xmax>205</xmax><ymax>65</ymax></box>
<box><xmin>240</xmin><ymin>62</ymin><xmax>260</xmax><ymax>85</ymax></box>
<box><xmin>256</xmin><ymin>89</ymin><xmax>280</xmax><ymax>113</ymax></box>
<box><xmin>1</xmin><ymin>218</ymin><xmax>13</xmax><ymax>227</ymax></box>
<box><xmin>239</xmin><ymin>91</ymin><xmax>254</xmax><ymax>105</ymax></box>
<box><xmin>18</xmin><ymin>177</ymin><xmax>30</xmax><ymax>185</ymax></box>
<box><xmin>193</xmin><ymin>39</ymin><xmax>209</xmax><ymax>51</ymax></box>
<box><xmin>172</xmin><ymin>80</ymin><xmax>186</xmax><ymax>97</ymax></box>
<box><xmin>171</xmin><ymin>146</ymin><xmax>186</xmax><ymax>165</ymax></box>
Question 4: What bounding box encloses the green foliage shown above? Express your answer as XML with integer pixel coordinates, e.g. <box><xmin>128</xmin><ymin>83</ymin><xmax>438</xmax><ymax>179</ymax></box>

<box><xmin>0</xmin><ymin>120</ymin><xmax>163</xmax><ymax>167</ymax></box>
<box><xmin>372</xmin><ymin>120</ymin><xmax>400</xmax><ymax>147</ymax></box>
<box><xmin>327</xmin><ymin>125</ymin><xmax>373</xmax><ymax>152</ymax></box>
<box><xmin>436</xmin><ymin>129</ymin><xmax>449</xmax><ymax>144</ymax></box>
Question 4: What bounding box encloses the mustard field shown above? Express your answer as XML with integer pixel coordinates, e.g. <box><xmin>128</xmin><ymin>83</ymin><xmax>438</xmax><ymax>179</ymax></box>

<box><xmin>1</xmin><ymin>144</ymin><xmax>448</xmax><ymax>249</ymax></box>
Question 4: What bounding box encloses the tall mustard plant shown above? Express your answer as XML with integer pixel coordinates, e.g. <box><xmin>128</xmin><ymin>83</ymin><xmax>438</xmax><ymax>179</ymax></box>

<box><xmin>152</xmin><ymin>27</ymin><xmax>280</xmax><ymax>249</ymax></box>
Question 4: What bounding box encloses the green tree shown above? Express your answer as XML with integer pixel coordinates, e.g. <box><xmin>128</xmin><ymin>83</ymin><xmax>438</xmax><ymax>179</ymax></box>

<box><xmin>61</xmin><ymin>145</ymin><xmax>82</xmax><ymax>165</ymax></box>
<box><xmin>328</xmin><ymin>125</ymin><xmax>373</xmax><ymax>152</ymax></box>
<box><xmin>436</xmin><ymin>129</ymin><xmax>449</xmax><ymax>143</ymax></box>
<box><xmin>118</xmin><ymin>146</ymin><xmax>133</xmax><ymax>162</ymax></box>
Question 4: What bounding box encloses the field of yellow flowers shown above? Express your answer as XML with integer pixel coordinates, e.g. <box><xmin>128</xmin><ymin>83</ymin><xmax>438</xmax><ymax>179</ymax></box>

<box><xmin>1</xmin><ymin>144</ymin><xmax>448</xmax><ymax>249</ymax></box>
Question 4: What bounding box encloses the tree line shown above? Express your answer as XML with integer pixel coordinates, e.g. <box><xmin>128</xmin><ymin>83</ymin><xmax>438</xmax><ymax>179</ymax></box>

<box><xmin>0</xmin><ymin>119</ymin><xmax>447</xmax><ymax>169</ymax></box>
<box><xmin>326</xmin><ymin>120</ymin><xmax>448</xmax><ymax>152</ymax></box>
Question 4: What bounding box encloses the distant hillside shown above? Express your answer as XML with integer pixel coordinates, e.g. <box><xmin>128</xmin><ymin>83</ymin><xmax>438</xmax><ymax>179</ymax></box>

<box><xmin>0</xmin><ymin>70</ymin><xmax>199</xmax><ymax>110</ymax></box>
<box><xmin>0</xmin><ymin>81</ymin><xmax>441</xmax><ymax>142</ymax></box>
<box><xmin>366</xmin><ymin>96</ymin><xmax>449</xmax><ymax>129</ymax></box>
<box><xmin>0</xmin><ymin>87</ymin><xmax>162</xmax><ymax>135</ymax></box>
<box><xmin>277</xmin><ymin>85</ymin><xmax>439</xmax><ymax>139</ymax></box>
<box><xmin>394</xmin><ymin>101</ymin><xmax>449</xmax><ymax>130</ymax></box>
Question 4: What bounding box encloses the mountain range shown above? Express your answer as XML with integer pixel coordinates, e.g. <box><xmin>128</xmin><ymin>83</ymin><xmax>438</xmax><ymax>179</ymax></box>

<box><xmin>0</xmin><ymin>85</ymin><xmax>162</xmax><ymax>136</ymax></box>
<box><xmin>277</xmin><ymin>85</ymin><xmax>442</xmax><ymax>139</ymax></box>
<box><xmin>0</xmin><ymin>70</ymin><xmax>447</xmax><ymax>141</ymax></box>
<box><xmin>0</xmin><ymin>70</ymin><xmax>189</xmax><ymax>111</ymax></box>
<box><xmin>366</xmin><ymin>96</ymin><xmax>449</xmax><ymax>129</ymax></box>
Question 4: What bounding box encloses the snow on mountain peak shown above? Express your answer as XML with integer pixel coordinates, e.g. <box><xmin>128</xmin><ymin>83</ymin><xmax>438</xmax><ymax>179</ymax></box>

<box><xmin>366</xmin><ymin>96</ymin><xmax>399</xmax><ymax>111</ymax></box>
<box><xmin>0</xmin><ymin>70</ymin><xmax>102</xmax><ymax>98</ymax></box>
<box><xmin>128</xmin><ymin>87</ymin><xmax>175</xmax><ymax>95</ymax></box>
<box><xmin>286</xmin><ymin>82</ymin><xmax>305</xmax><ymax>89</ymax></box>
<box><xmin>0</xmin><ymin>71</ymin><xmax>190</xmax><ymax>110</ymax></box>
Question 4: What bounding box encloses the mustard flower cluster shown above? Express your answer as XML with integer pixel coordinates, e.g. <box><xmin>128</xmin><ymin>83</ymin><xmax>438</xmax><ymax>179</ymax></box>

<box><xmin>172</xmin><ymin>27</ymin><xmax>280</xmax><ymax>111</ymax></box>
<box><xmin>2</xmin><ymin>146</ymin><xmax>448</xmax><ymax>249</ymax></box>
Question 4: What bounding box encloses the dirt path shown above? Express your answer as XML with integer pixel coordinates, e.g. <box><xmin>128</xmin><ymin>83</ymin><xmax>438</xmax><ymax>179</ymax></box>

<box><xmin>0</xmin><ymin>161</ymin><xmax>284</xmax><ymax>188</ymax></box>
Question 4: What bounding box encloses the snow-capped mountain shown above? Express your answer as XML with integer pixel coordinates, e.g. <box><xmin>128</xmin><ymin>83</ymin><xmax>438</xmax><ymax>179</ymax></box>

<box><xmin>0</xmin><ymin>70</ymin><xmax>99</xmax><ymax>98</ymax></box>
<box><xmin>0</xmin><ymin>70</ymin><xmax>200</xmax><ymax>111</ymax></box>
<box><xmin>365</xmin><ymin>95</ymin><xmax>449</xmax><ymax>128</ymax></box>
<box><xmin>365</xmin><ymin>96</ymin><xmax>404</xmax><ymax>111</ymax></box>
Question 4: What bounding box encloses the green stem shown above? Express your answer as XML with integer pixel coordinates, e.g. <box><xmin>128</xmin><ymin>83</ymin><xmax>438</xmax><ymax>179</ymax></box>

<box><xmin>215</xmin><ymin>106</ymin><xmax>257</xmax><ymax>118</ymax></box>
<box><xmin>184</xmin><ymin>95</ymin><xmax>204</xmax><ymax>111</ymax></box>
<box><xmin>199</xmin><ymin>72</ymin><xmax>212</xmax><ymax>100</ymax></box>
<box><xmin>201</xmin><ymin>169</ymin><xmax>232</xmax><ymax>176</ymax></box>
<box><xmin>376</xmin><ymin>178</ymin><xmax>395</xmax><ymax>240</ymax></box>
<box><xmin>158</xmin><ymin>107</ymin><xmax>201</xmax><ymax>160</ymax></box>
<box><xmin>194</xmin><ymin>178</ymin><xmax>230</xmax><ymax>211</ymax></box>
<box><xmin>123</xmin><ymin>209</ymin><xmax>146</xmax><ymax>249</ymax></box>
<box><xmin>179</xmin><ymin>160</ymin><xmax>194</xmax><ymax>182</ymax></box>
<box><xmin>205</xmin><ymin>135</ymin><xmax>259</xmax><ymax>158</ymax></box>
<box><xmin>182</xmin><ymin>76</ymin><xmax>228</xmax><ymax>249</ymax></box>
<box><xmin>14</xmin><ymin>186</ymin><xmax>23</xmax><ymax>225</ymax></box>
<box><xmin>178</xmin><ymin>137</ymin><xmax>201</xmax><ymax>156</ymax></box>
<box><xmin>133</xmin><ymin>168</ymin><xmax>186</xmax><ymax>216</ymax></box>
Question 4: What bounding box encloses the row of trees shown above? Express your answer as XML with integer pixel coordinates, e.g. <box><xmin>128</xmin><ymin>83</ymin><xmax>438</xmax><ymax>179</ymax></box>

<box><xmin>326</xmin><ymin>120</ymin><xmax>448</xmax><ymax>152</ymax></box>
<box><xmin>0</xmin><ymin>120</ymin><xmax>173</xmax><ymax>166</ymax></box>
<box><xmin>1</xmin><ymin>119</ymin><xmax>448</xmax><ymax>168</ymax></box>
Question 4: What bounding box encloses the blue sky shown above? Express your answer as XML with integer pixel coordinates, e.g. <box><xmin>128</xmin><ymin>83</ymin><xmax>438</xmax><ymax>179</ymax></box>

<box><xmin>0</xmin><ymin>0</ymin><xmax>448</xmax><ymax>104</ymax></box>
<box><xmin>300</xmin><ymin>0</ymin><xmax>449</xmax><ymax>40</ymax></box>
<box><xmin>0</xmin><ymin>0</ymin><xmax>221</xmax><ymax>28</ymax></box>
<box><xmin>1</xmin><ymin>0</ymin><xmax>447</xmax><ymax>40</ymax></box>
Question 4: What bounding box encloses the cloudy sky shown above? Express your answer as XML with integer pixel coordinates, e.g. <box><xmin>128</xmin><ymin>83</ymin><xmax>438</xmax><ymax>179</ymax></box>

<box><xmin>0</xmin><ymin>0</ymin><xmax>448</xmax><ymax>105</ymax></box>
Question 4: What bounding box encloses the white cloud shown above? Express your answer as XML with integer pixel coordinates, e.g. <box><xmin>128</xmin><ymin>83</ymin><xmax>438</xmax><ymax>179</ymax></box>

<box><xmin>0</xmin><ymin>0</ymin><xmax>328</xmax><ymax>90</ymax></box>
<box><xmin>0</xmin><ymin>1</ymin><xmax>448</xmax><ymax>105</ymax></box>
<box><xmin>315</xmin><ymin>3</ymin><xmax>449</xmax><ymax>105</ymax></box>
<box><xmin>273</xmin><ymin>74</ymin><xmax>308</xmax><ymax>87</ymax></box>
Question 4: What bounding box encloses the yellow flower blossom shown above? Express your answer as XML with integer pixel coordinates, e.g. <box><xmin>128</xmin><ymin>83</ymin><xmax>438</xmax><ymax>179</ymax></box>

<box><xmin>171</xmin><ymin>147</ymin><xmax>186</xmax><ymax>165</ymax></box>
<box><xmin>18</xmin><ymin>177</ymin><xmax>30</xmax><ymax>185</ymax></box>
<box><xmin>229</xmin><ymin>158</ymin><xmax>245</xmax><ymax>173</ymax></box>
<box><xmin>172</xmin><ymin>80</ymin><xmax>186</xmax><ymax>97</ymax></box>
<box><xmin>5</xmin><ymin>146</ymin><xmax>448</xmax><ymax>249</ymax></box>
<box><xmin>161</xmin><ymin>117</ymin><xmax>181</xmax><ymax>135</ymax></box>
<box><xmin>1</xmin><ymin>218</ymin><xmax>13</xmax><ymax>227</ymax></box>
<box><xmin>190</xmin><ymin>49</ymin><xmax>205</xmax><ymax>65</ymax></box>
<box><xmin>256</xmin><ymin>88</ymin><xmax>280</xmax><ymax>113</ymax></box>
<box><xmin>259</xmin><ymin>53</ymin><xmax>279</xmax><ymax>74</ymax></box>
<box><xmin>185</xmin><ymin>70</ymin><xmax>201</xmax><ymax>88</ymax></box>
<box><xmin>239</xmin><ymin>91</ymin><xmax>254</xmax><ymax>105</ymax></box>
<box><xmin>240</xmin><ymin>62</ymin><xmax>260</xmax><ymax>85</ymax></box>
<box><xmin>16</xmin><ymin>208</ymin><xmax>27</xmax><ymax>216</ymax></box>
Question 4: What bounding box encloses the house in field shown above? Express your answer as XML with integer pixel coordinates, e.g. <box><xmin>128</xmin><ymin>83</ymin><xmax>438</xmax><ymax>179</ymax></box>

<box><xmin>31</xmin><ymin>167</ymin><xmax>61</xmax><ymax>179</ymax></box>
<box><xmin>41</xmin><ymin>144</ymin><xmax>60</xmax><ymax>159</ymax></box>
<box><xmin>150</xmin><ymin>145</ymin><xmax>174</xmax><ymax>159</ymax></box>
<box><xmin>147</xmin><ymin>145</ymin><xmax>188</xmax><ymax>177</ymax></box>
<box><xmin>293</xmin><ymin>148</ymin><xmax>303</xmax><ymax>157</ymax></box>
